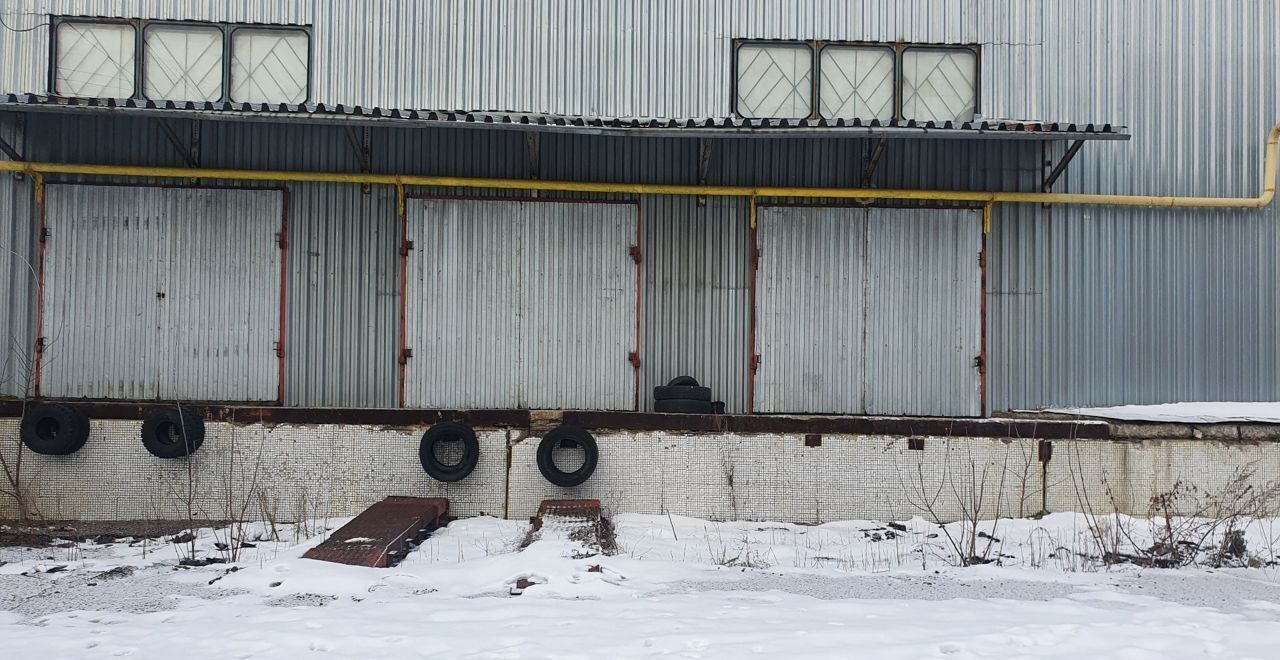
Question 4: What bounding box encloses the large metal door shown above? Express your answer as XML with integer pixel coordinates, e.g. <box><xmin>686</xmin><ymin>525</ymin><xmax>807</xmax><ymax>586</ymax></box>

<box><xmin>42</xmin><ymin>185</ymin><xmax>283</xmax><ymax>401</ymax></box>
<box><xmin>404</xmin><ymin>199</ymin><xmax>638</xmax><ymax>410</ymax></box>
<box><xmin>754</xmin><ymin>206</ymin><xmax>981</xmax><ymax>416</ymax></box>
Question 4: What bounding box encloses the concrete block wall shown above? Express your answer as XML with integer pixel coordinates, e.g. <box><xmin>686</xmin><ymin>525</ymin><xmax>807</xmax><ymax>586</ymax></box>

<box><xmin>1</xmin><ymin>419</ymin><xmax>1277</xmax><ymax>524</ymax></box>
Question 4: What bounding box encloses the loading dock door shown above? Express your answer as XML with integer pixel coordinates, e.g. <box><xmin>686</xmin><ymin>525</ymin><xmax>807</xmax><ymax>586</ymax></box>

<box><xmin>41</xmin><ymin>185</ymin><xmax>284</xmax><ymax>401</ymax></box>
<box><xmin>404</xmin><ymin>199</ymin><xmax>638</xmax><ymax>410</ymax></box>
<box><xmin>754</xmin><ymin>206</ymin><xmax>981</xmax><ymax>416</ymax></box>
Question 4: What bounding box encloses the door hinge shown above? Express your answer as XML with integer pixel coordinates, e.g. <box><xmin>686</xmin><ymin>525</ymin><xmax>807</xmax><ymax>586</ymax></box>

<box><xmin>973</xmin><ymin>355</ymin><xmax>984</xmax><ymax>371</ymax></box>
<box><xmin>752</xmin><ymin>248</ymin><xmax>761</xmax><ymax>268</ymax></box>
<box><xmin>40</xmin><ymin>227</ymin><xmax>49</xmax><ymax>243</ymax></box>
<box><xmin>750</xmin><ymin>354</ymin><xmax>761</xmax><ymax>372</ymax></box>
<box><xmin>978</xmin><ymin>251</ymin><xmax>985</xmax><ymax>267</ymax></box>
<box><xmin>35</xmin><ymin>336</ymin><xmax>45</xmax><ymax>353</ymax></box>
<box><xmin>274</xmin><ymin>341</ymin><xmax>284</xmax><ymax>358</ymax></box>
<box><xmin>276</xmin><ymin>232</ymin><xmax>288</xmax><ymax>249</ymax></box>
<box><xmin>398</xmin><ymin>348</ymin><xmax>413</xmax><ymax>365</ymax></box>
<box><xmin>627</xmin><ymin>351</ymin><xmax>640</xmax><ymax>369</ymax></box>
<box><xmin>629</xmin><ymin>245</ymin><xmax>642</xmax><ymax>264</ymax></box>
<box><xmin>400</xmin><ymin>240</ymin><xmax>414</xmax><ymax>257</ymax></box>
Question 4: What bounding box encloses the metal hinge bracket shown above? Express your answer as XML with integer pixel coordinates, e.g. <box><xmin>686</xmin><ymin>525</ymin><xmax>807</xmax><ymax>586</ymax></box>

<box><xmin>276</xmin><ymin>232</ymin><xmax>288</xmax><ymax>249</ymax></box>
<box><xmin>629</xmin><ymin>245</ymin><xmax>642</xmax><ymax>264</ymax></box>
<box><xmin>274</xmin><ymin>341</ymin><xmax>285</xmax><ymax>358</ymax></box>
<box><xmin>400</xmin><ymin>240</ymin><xmax>414</xmax><ymax>257</ymax></box>
<box><xmin>627</xmin><ymin>351</ymin><xmax>640</xmax><ymax>369</ymax></box>
<box><xmin>398</xmin><ymin>348</ymin><xmax>413</xmax><ymax>365</ymax></box>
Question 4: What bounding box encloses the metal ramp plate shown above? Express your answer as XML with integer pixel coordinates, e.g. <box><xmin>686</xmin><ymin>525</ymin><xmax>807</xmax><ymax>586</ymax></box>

<box><xmin>302</xmin><ymin>496</ymin><xmax>449</xmax><ymax>568</ymax></box>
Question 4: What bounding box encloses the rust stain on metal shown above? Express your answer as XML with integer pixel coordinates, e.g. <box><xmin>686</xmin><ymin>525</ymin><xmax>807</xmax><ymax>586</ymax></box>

<box><xmin>302</xmin><ymin>496</ymin><xmax>448</xmax><ymax>568</ymax></box>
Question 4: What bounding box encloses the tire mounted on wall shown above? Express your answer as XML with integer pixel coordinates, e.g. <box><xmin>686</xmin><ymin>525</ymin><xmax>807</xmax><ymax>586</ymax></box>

<box><xmin>20</xmin><ymin>402</ymin><xmax>91</xmax><ymax>455</ymax></box>
<box><xmin>419</xmin><ymin>422</ymin><xmax>480</xmax><ymax>482</ymax></box>
<box><xmin>537</xmin><ymin>425</ymin><xmax>598</xmax><ymax>488</ymax></box>
<box><xmin>141</xmin><ymin>408</ymin><xmax>206</xmax><ymax>458</ymax></box>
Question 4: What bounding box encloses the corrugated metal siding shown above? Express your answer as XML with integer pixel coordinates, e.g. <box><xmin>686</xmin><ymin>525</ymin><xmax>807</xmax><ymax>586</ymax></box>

<box><xmin>986</xmin><ymin>0</ymin><xmax>1280</xmax><ymax>410</ymax></box>
<box><xmin>0</xmin><ymin>113</ymin><xmax>35</xmax><ymax>397</ymax></box>
<box><xmin>41</xmin><ymin>184</ymin><xmax>282</xmax><ymax>401</ymax></box>
<box><xmin>0</xmin><ymin>1</ymin><xmax>1045</xmax><ymax>122</ymax></box>
<box><xmin>405</xmin><ymin>198</ymin><xmax>636</xmax><ymax>410</ymax></box>
<box><xmin>1</xmin><ymin>0</ymin><xmax>1276</xmax><ymax>411</ymax></box>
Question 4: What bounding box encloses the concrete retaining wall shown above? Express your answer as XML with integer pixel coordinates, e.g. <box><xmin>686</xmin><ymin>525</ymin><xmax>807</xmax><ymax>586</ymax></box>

<box><xmin>1</xmin><ymin>419</ymin><xmax>1277</xmax><ymax>523</ymax></box>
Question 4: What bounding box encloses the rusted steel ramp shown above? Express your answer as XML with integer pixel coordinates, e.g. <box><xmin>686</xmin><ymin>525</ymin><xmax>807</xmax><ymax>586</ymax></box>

<box><xmin>303</xmin><ymin>496</ymin><xmax>449</xmax><ymax>568</ymax></box>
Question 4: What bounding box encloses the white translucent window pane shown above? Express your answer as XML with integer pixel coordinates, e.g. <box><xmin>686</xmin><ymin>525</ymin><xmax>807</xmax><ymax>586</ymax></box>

<box><xmin>55</xmin><ymin>22</ymin><xmax>136</xmax><ymax>98</ymax></box>
<box><xmin>901</xmin><ymin>48</ymin><xmax>977</xmax><ymax>122</ymax></box>
<box><xmin>144</xmin><ymin>25</ymin><xmax>223</xmax><ymax>102</ymax></box>
<box><xmin>230</xmin><ymin>29</ymin><xmax>309</xmax><ymax>103</ymax></box>
<box><xmin>735</xmin><ymin>44</ymin><xmax>812</xmax><ymax>119</ymax></box>
<box><xmin>819</xmin><ymin>46</ymin><xmax>894</xmax><ymax>120</ymax></box>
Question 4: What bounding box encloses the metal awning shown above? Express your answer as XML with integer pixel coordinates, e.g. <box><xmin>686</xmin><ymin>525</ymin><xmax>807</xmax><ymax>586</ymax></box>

<box><xmin>0</xmin><ymin>93</ymin><xmax>1129</xmax><ymax>141</ymax></box>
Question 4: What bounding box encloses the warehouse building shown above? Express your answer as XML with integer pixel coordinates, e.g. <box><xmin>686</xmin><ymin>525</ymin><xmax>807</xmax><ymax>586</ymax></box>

<box><xmin>0</xmin><ymin>1</ymin><xmax>1276</xmax><ymax>523</ymax></box>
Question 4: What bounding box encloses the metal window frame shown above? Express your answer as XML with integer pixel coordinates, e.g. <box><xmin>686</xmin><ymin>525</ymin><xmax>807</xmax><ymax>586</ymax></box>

<box><xmin>731</xmin><ymin>38</ymin><xmax>981</xmax><ymax>122</ymax></box>
<box><xmin>48</xmin><ymin>16</ymin><xmax>312</xmax><ymax>104</ymax></box>
<box><xmin>730</xmin><ymin>39</ymin><xmax>818</xmax><ymax>120</ymax></box>
<box><xmin>813</xmin><ymin>42</ymin><xmax>897</xmax><ymax>121</ymax></box>
<box><xmin>227</xmin><ymin>24</ymin><xmax>313</xmax><ymax>104</ymax></box>
<box><xmin>48</xmin><ymin>16</ymin><xmax>139</xmax><ymax>98</ymax></box>
<box><xmin>899</xmin><ymin>44</ymin><xmax>982</xmax><ymax>122</ymax></box>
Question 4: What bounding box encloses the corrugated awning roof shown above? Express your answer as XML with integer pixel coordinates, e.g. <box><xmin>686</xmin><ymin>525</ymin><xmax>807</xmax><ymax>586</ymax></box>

<box><xmin>1</xmin><ymin>93</ymin><xmax>1130</xmax><ymax>141</ymax></box>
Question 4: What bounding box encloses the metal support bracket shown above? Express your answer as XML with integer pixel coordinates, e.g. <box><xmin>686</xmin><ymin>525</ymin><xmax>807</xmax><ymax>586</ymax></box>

<box><xmin>862</xmin><ymin>138</ymin><xmax>888</xmax><ymax>186</ymax></box>
<box><xmin>697</xmin><ymin>138</ymin><xmax>712</xmax><ymax>207</ymax></box>
<box><xmin>0</xmin><ymin>133</ymin><xmax>23</xmax><ymax>162</ymax></box>
<box><xmin>1041</xmin><ymin>139</ymin><xmax>1086</xmax><ymax>192</ymax></box>
<box><xmin>345</xmin><ymin>126</ymin><xmax>372</xmax><ymax>194</ymax></box>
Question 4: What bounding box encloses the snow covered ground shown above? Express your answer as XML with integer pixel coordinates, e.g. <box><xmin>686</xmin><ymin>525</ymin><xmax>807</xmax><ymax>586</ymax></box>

<box><xmin>1047</xmin><ymin>401</ymin><xmax>1280</xmax><ymax>423</ymax></box>
<box><xmin>3</xmin><ymin>512</ymin><xmax>1280</xmax><ymax>659</ymax></box>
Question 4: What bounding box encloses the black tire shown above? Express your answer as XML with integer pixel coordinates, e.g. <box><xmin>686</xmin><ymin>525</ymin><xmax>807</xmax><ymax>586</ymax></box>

<box><xmin>20</xmin><ymin>402</ymin><xmax>90</xmax><ymax>455</ymax></box>
<box><xmin>537</xmin><ymin>425</ymin><xmax>598</xmax><ymax>488</ymax></box>
<box><xmin>419</xmin><ymin>422</ymin><xmax>480</xmax><ymax>482</ymax></box>
<box><xmin>141</xmin><ymin>408</ymin><xmax>205</xmax><ymax>458</ymax></box>
<box><xmin>654</xmin><ymin>398</ymin><xmax>714</xmax><ymax>414</ymax></box>
<box><xmin>653</xmin><ymin>385</ymin><xmax>711</xmax><ymax>401</ymax></box>
<box><xmin>666</xmin><ymin>376</ymin><xmax>700</xmax><ymax>387</ymax></box>
<box><xmin>711</xmin><ymin>401</ymin><xmax>726</xmax><ymax>415</ymax></box>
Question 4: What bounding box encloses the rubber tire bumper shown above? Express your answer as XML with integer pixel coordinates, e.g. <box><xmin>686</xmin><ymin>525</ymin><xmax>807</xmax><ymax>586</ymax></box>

<box><xmin>655</xmin><ymin>398</ymin><xmax>714</xmax><ymax>414</ymax></box>
<box><xmin>141</xmin><ymin>408</ymin><xmax>206</xmax><ymax>458</ymax></box>
<box><xmin>420</xmin><ymin>422</ymin><xmax>480</xmax><ymax>482</ymax></box>
<box><xmin>666</xmin><ymin>375</ymin><xmax>700</xmax><ymax>387</ymax></box>
<box><xmin>20</xmin><ymin>402</ymin><xmax>90</xmax><ymax>455</ymax></box>
<box><xmin>537</xmin><ymin>425</ymin><xmax>598</xmax><ymax>488</ymax></box>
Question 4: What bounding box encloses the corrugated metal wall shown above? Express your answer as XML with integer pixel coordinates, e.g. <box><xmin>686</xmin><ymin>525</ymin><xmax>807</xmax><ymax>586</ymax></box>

<box><xmin>41</xmin><ymin>184</ymin><xmax>282</xmax><ymax>401</ymax></box>
<box><xmin>0</xmin><ymin>0</ymin><xmax>1277</xmax><ymax>411</ymax></box>
<box><xmin>0</xmin><ymin>113</ymin><xmax>35</xmax><ymax>397</ymax></box>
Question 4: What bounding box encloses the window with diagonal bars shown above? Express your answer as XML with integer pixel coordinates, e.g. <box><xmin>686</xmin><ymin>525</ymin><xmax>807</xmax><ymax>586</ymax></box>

<box><xmin>144</xmin><ymin>25</ymin><xmax>224</xmax><ymax>102</ymax></box>
<box><xmin>55</xmin><ymin>22</ymin><xmax>136</xmax><ymax>98</ymax></box>
<box><xmin>734</xmin><ymin>41</ymin><xmax>978</xmax><ymax>123</ymax></box>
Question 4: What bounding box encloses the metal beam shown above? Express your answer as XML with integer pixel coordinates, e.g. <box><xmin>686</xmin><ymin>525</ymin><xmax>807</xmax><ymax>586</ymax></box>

<box><xmin>862</xmin><ymin>138</ymin><xmax>888</xmax><ymax>186</ymax></box>
<box><xmin>157</xmin><ymin>119</ymin><xmax>200</xmax><ymax>168</ymax></box>
<box><xmin>1042</xmin><ymin>139</ymin><xmax>1086</xmax><ymax>192</ymax></box>
<box><xmin>0</xmin><ymin>134</ymin><xmax>22</xmax><ymax>161</ymax></box>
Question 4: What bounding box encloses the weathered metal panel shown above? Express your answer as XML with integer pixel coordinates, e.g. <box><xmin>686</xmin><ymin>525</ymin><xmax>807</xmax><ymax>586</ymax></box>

<box><xmin>0</xmin><ymin>114</ymin><xmax>35</xmax><ymax>397</ymax></box>
<box><xmin>405</xmin><ymin>198</ymin><xmax>636</xmax><ymax>410</ymax></box>
<box><xmin>41</xmin><ymin>184</ymin><xmax>281</xmax><ymax>401</ymax></box>
<box><xmin>754</xmin><ymin>206</ymin><xmax>867</xmax><ymax>414</ymax></box>
<box><xmin>864</xmin><ymin>207</ymin><xmax>981</xmax><ymax>416</ymax></box>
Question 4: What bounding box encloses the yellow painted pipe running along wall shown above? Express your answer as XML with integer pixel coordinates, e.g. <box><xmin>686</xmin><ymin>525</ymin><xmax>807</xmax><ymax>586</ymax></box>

<box><xmin>1</xmin><ymin>123</ymin><xmax>1276</xmax><ymax>226</ymax></box>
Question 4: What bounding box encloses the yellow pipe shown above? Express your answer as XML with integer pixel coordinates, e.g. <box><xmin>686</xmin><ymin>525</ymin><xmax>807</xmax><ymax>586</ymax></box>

<box><xmin>749</xmin><ymin>194</ymin><xmax>758</xmax><ymax>229</ymax></box>
<box><xmin>982</xmin><ymin>201</ymin><xmax>993</xmax><ymax>234</ymax></box>
<box><xmin>2</xmin><ymin>123</ymin><xmax>1276</xmax><ymax>209</ymax></box>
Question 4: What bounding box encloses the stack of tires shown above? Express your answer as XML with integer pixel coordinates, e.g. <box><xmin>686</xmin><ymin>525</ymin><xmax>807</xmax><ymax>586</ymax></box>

<box><xmin>653</xmin><ymin>376</ymin><xmax>725</xmax><ymax>414</ymax></box>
